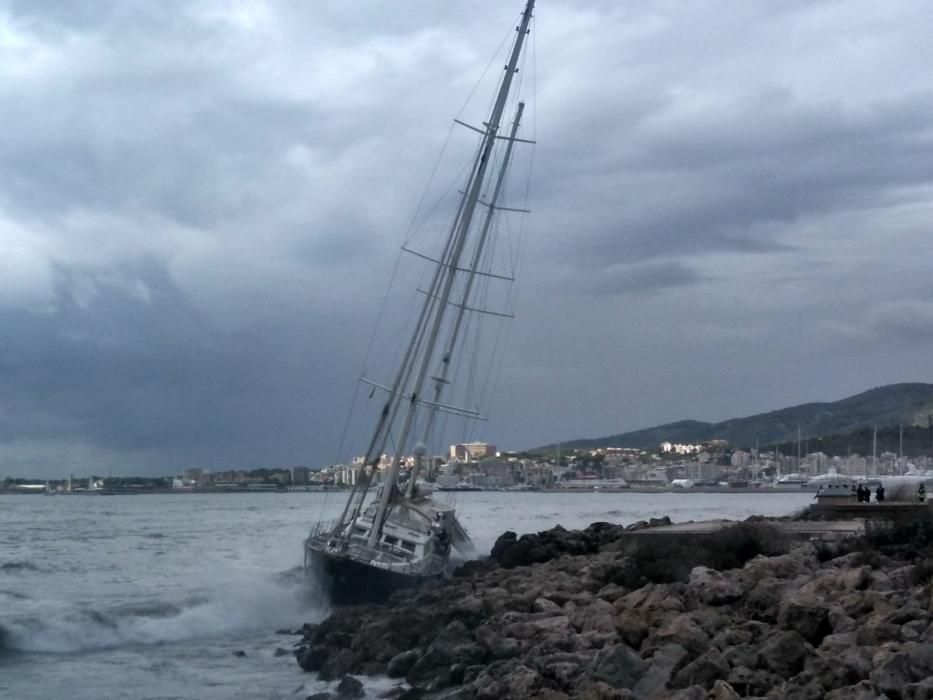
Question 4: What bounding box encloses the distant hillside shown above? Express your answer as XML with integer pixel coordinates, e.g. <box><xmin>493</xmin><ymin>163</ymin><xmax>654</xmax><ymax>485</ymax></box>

<box><xmin>544</xmin><ymin>383</ymin><xmax>933</xmax><ymax>452</ymax></box>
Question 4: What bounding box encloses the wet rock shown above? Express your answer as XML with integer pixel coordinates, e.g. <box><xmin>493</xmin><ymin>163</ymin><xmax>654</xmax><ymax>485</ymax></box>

<box><xmin>470</xmin><ymin>660</ymin><xmax>542</xmax><ymax>699</ymax></box>
<box><xmin>670</xmin><ymin>648</ymin><xmax>729</xmax><ymax>690</ymax></box>
<box><xmin>585</xmin><ymin>642</ymin><xmax>647</xmax><ymax>689</ymax></box>
<box><xmin>320</xmin><ymin>648</ymin><xmax>357</xmax><ymax>681</ymax></box>
<box><xmin>336</xmin><ymin>675</ymin><xmax>364</xmax><ymax>699</ymax></box>
<box><xmin>386</xmin><ymin>650</ymin><xmax>418</xmax><ymax>678</ymax></box>
<box><xmin>305</xmin><ymin>693</ymin><xmax>332</xmax><ymax>700</ymax></box>
<box><xmin>290</xmin><ymin>518</ymin><xmax>932</xmax><ymax>700</ymax></box>
<box><xmin>406</xmin><ymin>621</ymin><xmax>485</xmax><ymax>690</ymax></box>
<box><xmin>232</xmin><ymin>650</ymin><xmax>247</xmax><ymax>657</ymax></box>
<box><xmin>474</xmin><ymin>624</ymin><xmax>520</xmax><ymax>660</ymax></box>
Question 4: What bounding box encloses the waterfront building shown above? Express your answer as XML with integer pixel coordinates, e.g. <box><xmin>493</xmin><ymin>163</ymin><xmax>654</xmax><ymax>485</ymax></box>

<box><xmin>449</xmin><ymin>442</ymin><xmax>497</xmax><ymax>462</ymax></box>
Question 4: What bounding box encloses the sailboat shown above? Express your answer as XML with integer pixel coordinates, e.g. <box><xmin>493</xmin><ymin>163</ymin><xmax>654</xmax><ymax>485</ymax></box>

<box><xmin>304</xmin><ymin>0</ymin><xmax>536</xmax><ymax>605</ymax></box>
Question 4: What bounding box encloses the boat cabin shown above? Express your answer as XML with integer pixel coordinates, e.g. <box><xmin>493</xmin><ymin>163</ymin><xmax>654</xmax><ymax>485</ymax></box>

<box><xmin>814</xmin><ymin>482</ymin><xmax>858</xmax><ymax>504</ymax></box>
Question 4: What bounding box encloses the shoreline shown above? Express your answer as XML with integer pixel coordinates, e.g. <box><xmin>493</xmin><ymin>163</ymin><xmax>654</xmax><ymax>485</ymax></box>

<box><xmin>292</xmin><ymin>513</ymin><xmax>933</xmax><ymax>699</ymax></box>
<box><xmin>0</xmin><ymin>486</ymin><xmax>815</xmax><ymax>496</ymax></box>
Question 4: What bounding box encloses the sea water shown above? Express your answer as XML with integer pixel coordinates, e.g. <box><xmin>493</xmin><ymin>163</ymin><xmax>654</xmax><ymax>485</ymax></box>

<box><xmin>0</xmin><ymin>490</ymin><xmax>812</xmax><ymax>699</ymax></box>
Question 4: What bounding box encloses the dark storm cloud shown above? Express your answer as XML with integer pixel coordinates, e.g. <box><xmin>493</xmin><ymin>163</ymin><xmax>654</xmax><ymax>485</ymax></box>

<box><xmin>0</xmin><ymin>261</ymin><xmax>362</xmax><ymax>471</ymax></box>
<box><xmin>1</xmin><ymin>0</ymin><xmax>932</xmax><ymax>475</ymax></box>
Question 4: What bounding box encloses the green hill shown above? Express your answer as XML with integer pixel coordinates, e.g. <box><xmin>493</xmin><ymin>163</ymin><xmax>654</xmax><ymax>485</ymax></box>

<box><xmin>545</xmin><ymin>383</ymin><xmax>933</xmax><ymax>453</ymax></box>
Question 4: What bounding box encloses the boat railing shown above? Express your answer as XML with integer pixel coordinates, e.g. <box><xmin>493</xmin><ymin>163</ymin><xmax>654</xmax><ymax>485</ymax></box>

<box><xmin>310</xmin><ymin>518</ymin><xmax>340</xmax><ymax>537</ymax></box>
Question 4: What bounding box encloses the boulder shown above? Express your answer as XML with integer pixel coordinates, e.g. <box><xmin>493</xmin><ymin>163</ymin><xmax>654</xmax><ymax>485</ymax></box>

<box><xmin>670</xmin><ymin>648</ymin><xmax>729</xmax><ymax>690</ymax></box>
<box><xmin>689</xmin><ymin>566</ymin><xmax>742</xmax><ymax>605</ymax></box>
<box><xmin>823</xmin><ymin>681</ymin><xmax>878</xmax><ymax>700</ymax></box>
<box><xmin>386</xmin><ymin>650</ymin><xmax>418</xmax><ymax>678</ymax></box>
<box><xmin>632</xmin><ymin>643</ymin><xmax>688</xmax><ymax>698</ymax></box>
<box><xmin>668</xmin><ymin>688</ymin><xmax>705</xmax><ymax>700</ymax></box>
<box><xmin>474</xmin><ymin>624</ymin><xmax>521</xmax><ymax>660</ymax></box>
<box><xmin>570</xmin><ymin>599</ymin><xmax>616</xmax><ymax>634</ymax></box>
<box><xmin>708</xmin><ymin>680</ymin><xmax>741</xmax><ymax>700</ymax></box>
<box><xmin>406</xmin><ymin>620</ymin><xmax>485</xmax><ymax>690</ymax></box>
<box><xmin>870</xmin><ymin>652</ymin><xmax>914</xmax><ymax>698</ymax></box>
<box><xmin>585</xmin><ymin>643</ymin><xmax>647</xmax><ymax>689</ymax></box>
<box><xmin>471</xmin><ymin>660</ymin><xmax>543</xmax><ymax>699</ymax></box>
<box><xmin>336</xmin><ymin>675</ymin><xmax>364</xmax><ymax>699</ymax></box>
<box><xmin>614</xmin><ymin>611</ymin><xmax>648</xmax><ymax>650</ymax></box>
<box><xmin>758</xmin><ymin>630</ymin><xmax>813</xmax><ymax>677</ymax></box>
<box><xmin>777</xmin><ymin>592</ymin><xmax>831</xmax><ymax>645</ymax></box>
<box><xmin>650</xmin><ymin>614</ymin><xmax>710</xmax><ymax>657</ymax></box>
<box><xmin>742</xmin><ymin>577</ymin><xmax>786</xmax><ymax>622</ymax></box>
<box><xmin>904</xmin><ymin>676</ymin><xmax>933</xmax><ymax>700</ymax></box>
<box><xmin>727</xmin><ymin>665</ymin><xmax>781</xmax><ymax>697</ymax></box>
<box><xmin>319</xmin><ymin>648</ymin><xmax>357</xmax><ymax>681</ymax></box>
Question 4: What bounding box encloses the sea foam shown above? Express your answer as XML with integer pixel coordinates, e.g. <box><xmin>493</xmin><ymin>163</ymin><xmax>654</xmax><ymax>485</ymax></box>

<box><xmin>0</xmin><ymin>570</ymin><xmax>324</xmax><ymax>654</ymax></box>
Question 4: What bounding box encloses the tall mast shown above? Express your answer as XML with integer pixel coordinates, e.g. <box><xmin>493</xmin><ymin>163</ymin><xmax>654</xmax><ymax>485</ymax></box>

<box><xmin>366</xmin><ymin>0</ymin><xmax>535</xmax><ymax>547</ymax></box>
<box><xmin>407</xmin><ymin>100</ymin><xmax>528</xmax><ymax>496</ymax></box>
<box><xmin>796</xmin><ymin>426</ymin><xmax>801</xmax><ymax>472</ymax></box>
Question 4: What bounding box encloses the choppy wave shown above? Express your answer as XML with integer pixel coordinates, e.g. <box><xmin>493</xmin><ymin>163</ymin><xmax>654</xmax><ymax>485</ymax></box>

<box><xmin>0</xmin><ymin>572</ymin><xmax>323</xmax><ymax>655</ymax></box>
<box><xmin>0</xmin><ymin>560</ymin><xmax>41</xmax><ymax>572</ymax></box>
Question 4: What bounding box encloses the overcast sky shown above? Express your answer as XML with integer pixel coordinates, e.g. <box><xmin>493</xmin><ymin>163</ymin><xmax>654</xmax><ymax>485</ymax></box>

<box><xmin>2</xmin><ymin>0</ymin><xmax>932</xmax><ymax>478</ymax></box>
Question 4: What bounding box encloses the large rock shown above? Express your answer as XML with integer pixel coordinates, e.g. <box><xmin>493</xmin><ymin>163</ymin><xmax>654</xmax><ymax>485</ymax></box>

<box><xmin>758</xmin><ymin>630</ymin><xmax>813</xmax><ymax>677</ymax></box>
<box><xmin>689</xmin><ymin>566</ymin><xmax>742</xmax><ymax>606</ymax></box>
<box><xmin>727</xmin><ymin>665</ymin><xmax>782</xmax><ymax>697</ymax></box>
<box><xmin>406</xmin><ymin>620</ymin><xmax>485</xmax><ymax>690</ymax></box>
<box><xmin>823</xmin><ymin>681</ymin><xmax>878</xmax><ymax>700</ymax></box>
<box><xmin>335</xmin><ymin>675</ymin><xmax>364</xmax><ymax>699</ymax></box>
<box><xmin>585</xmin><ymin>643</ymin><xmax>647</xmax><ymax>690</ymax></box>
<box><xmin>650</xmin><ymin>614</ymin><xmax>710</xmax><ymax>657</ymax></box>
<box><xmin>386</xmin><ymin>650</ymin><xmax>418</xmax><ymax>678</ymax></box>
<box><xmin>777</xmin><ymin>592</ymin><xmax>831</xmax><ymax>645</ymax></box>
<box><xmin>632</xmin><ymin>643</ymin><xmax>688</xmax><ymax>698</ymax></box>
<box><xmin>670</xmin><ymin>649</ymin><xmax>729</xmax><ymax>690</ymax></box>
<box><xmin>470</xmin><ymin>660</ymin><xmax>543</xmax><ymax>699</ymax></box>
<box><xmin>742</xmin><ymin>576</ymin><xmax>786</xmax><ymax>622</ymax></box>
<box><xmin>614</xmin><ymin>610</ymin><xmax>648</xmax><ymax>650</ymax></box>
<box><xmin>489</xmin><ymin>523</ymin><xmax>626</xmax><ymax>569</ymax></box>
<box><xmin>570</xmin><ymin>598</ymin><xmax>616</xmax><ymax>634</ymax></box>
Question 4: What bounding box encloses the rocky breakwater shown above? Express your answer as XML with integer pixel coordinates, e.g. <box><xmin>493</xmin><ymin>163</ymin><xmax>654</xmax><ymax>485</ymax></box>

<box><xmin>293</xmin><ymin>516</ymin><xmax>933</xmax><ymax>699</ymax></box>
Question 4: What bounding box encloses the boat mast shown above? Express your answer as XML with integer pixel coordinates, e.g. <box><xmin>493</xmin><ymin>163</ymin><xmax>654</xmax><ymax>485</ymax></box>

<box><xmin>406</xmin><ymin>100</ymin><xmax>528</xmax><ymax>496</ymax></box>
<box><xmin>367</xmin><ymin>0</ymin><xmax>535</xmax><ymax>547</ymax></box>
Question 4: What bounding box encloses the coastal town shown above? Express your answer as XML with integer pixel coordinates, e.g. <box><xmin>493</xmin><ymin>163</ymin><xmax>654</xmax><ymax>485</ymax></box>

<box><xmin>5</xmin><ymin>438</ymin><xmax>932</xmax><ymax>495</ymax></box>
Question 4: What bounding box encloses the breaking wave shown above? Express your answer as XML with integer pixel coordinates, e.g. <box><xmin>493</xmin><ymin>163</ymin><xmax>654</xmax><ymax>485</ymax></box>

<box><xmin>0</xmin><ymin>571</ymin><xmax>324</xmax><ymax>655</ymax></box>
